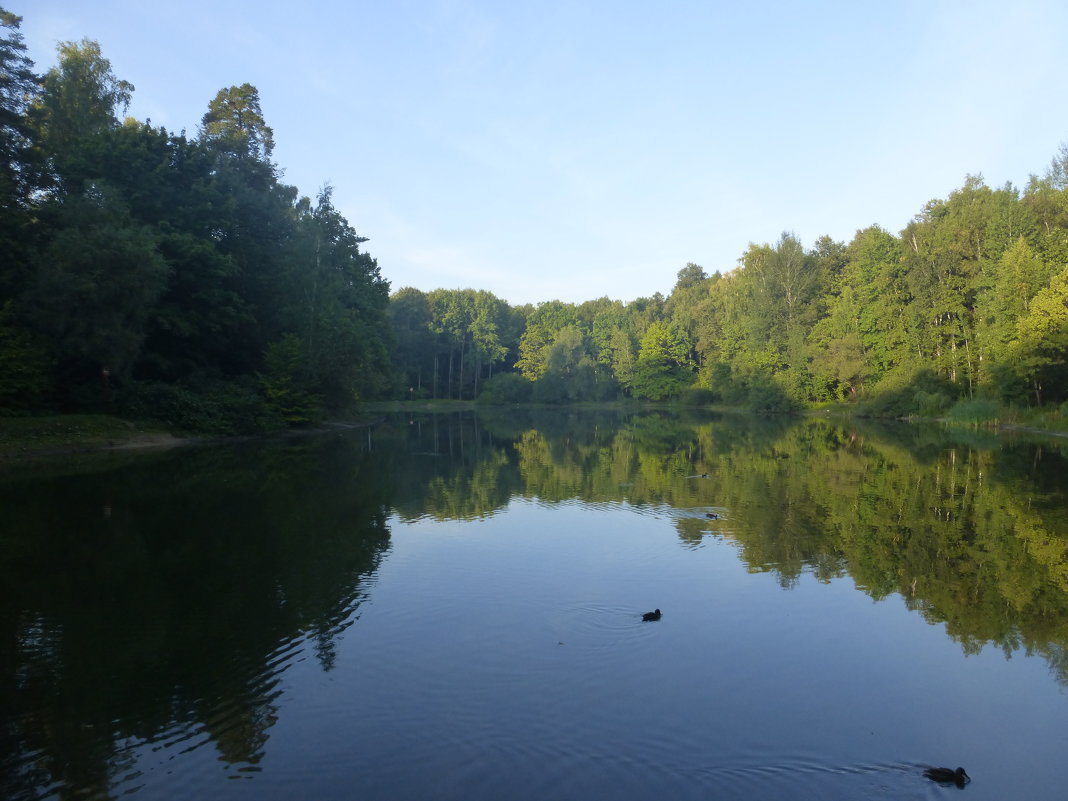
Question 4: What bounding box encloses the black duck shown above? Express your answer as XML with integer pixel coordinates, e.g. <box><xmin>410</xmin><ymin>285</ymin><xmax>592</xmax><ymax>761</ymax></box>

<box><xmin>924</xmin><ymin>766</ymin><xmax>970</xmax><ymax>787</ymax></box>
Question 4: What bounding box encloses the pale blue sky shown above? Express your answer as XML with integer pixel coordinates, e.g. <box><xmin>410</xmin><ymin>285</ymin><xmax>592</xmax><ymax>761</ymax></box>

<box><xmin>16</xmin><ymin>0</ymin><xmax>1068</xmax><ymax>305</ymax></box>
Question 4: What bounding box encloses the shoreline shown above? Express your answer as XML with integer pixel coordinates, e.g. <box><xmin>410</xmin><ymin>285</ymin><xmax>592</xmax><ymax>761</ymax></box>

<box><xmin>3</xmin><ymin>408</ymin><xmax>1067</xmax><ymax>465</ymax></box>
<box><xmin>0</xmin><ymin>416</ymin><xmax>384</xmax><ymax>464</ymax></box>
<box><xmin>998</xmin><ymin>423</ymin><xmax>1068</xmax><ymax>439</ymax></box>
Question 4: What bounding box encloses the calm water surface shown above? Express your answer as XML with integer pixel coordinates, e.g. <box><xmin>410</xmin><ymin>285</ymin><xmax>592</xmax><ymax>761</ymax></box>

<box><xmin>2</xmin><ymin>409</ymin><xmax>1068</xmax><ymax>800</ymax></box>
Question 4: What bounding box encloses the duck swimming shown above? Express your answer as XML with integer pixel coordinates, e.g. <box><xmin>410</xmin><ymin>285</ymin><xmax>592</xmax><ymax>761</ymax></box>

<box><xmin>923</xmin><ymin>766</ymin><xmax>970</xmax><ymax>786</ymax></box>
<box><xmin>705</xmin><ymin>512</ymin><xmax>719</xmax><ymax>520</ymax></box>
<box><xmin>641</xmin><ymin>609</ymin><xmax>662</xmax><ymax>621</ymax></box>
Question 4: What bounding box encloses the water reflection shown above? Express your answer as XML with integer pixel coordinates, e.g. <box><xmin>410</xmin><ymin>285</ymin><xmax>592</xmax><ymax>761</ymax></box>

<box><xmin>0</xmin><ymin>435</ymin><xmax>391</xmax><ymax>801</ymax></box>
<box><xmin>2</xmin><ymin>410</ymin><xmax>1068</xmax><ymax>800</ymax></box>
<box><xmin>379</xmin><ymin>409</ymin><xmax>1068</xmax><ymax>681</ymax></box>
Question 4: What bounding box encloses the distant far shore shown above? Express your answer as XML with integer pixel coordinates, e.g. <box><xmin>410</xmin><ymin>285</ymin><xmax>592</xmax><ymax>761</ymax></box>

<box><xmin>3</xmin><ymin>405</ymin><xmax>1067</xmax><ymax>466</ymax></box>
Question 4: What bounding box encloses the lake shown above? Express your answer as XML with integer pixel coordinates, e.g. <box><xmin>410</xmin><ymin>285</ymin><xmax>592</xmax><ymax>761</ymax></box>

<box><xmin>2</xmin><ymin>408</ymin><xmax>1067</xmax><ymax>800</ymax></box>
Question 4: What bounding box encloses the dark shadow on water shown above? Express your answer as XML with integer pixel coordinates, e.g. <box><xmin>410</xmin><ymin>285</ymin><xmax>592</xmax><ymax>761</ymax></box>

<box><xmin>0</xmin><ymin>433</ymin><xmax>392</xmax><ymax>801</ymax></box>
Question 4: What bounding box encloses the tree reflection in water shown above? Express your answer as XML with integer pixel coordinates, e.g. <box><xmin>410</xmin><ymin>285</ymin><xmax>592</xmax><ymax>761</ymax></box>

<box><xmin>388</xmin><ymin>409</ymin><xmax>1068</xmax><ymax>679</ymax></box>
<box><xmin>0</xmin><ymin>434</ymin><xmax>392</xmax><ymax>800</ymax></box>
<box><xmin>2</xmin><ymin>409</ymin><xmax>1068</xmax><ymax>799</ymax></box>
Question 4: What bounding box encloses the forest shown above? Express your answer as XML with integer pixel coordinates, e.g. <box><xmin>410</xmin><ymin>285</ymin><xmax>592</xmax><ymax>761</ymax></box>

<box><xmin>4</xmin><ymin>7</ymin><xmax>1068</xmax><ymax>433</ymax></box>
<box><xmin>0</xmin><ymin>9</ymin><xmax>392</xmax><ymax>433</ymax></box>
<box><xmin>392</xmin><ymin>171</ymin><xmax>1068</xmax><ymax>419</ymax></box>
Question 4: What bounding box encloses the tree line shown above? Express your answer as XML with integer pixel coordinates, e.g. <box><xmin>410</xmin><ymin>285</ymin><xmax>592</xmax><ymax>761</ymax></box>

<box><xmin>1</xmin><ymin>9</ymin><xmax>392</xmax><ymax>432</ymax></box>
<box><xmin>390</xmin><ymin>162</ymin><xmax>1068</xmax><ymax>417</ymax></box>
<box><xmin>5</xmin><ymin>4</ymin><xmax>1068</xmax><ymax>430</ymax></box>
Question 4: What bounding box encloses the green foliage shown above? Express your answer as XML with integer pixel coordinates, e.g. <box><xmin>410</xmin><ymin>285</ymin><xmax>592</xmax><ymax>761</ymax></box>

<box><xmin>703</xmin><ymin>361</ymin><xmax>733</xmax><ymax>399</ymax></box>
<box><xmin>676</xmin><ymin>387</ymin><xmax>717</xmax><ymax>406</ymax></box>
<box><xmin>673</xmin><ymin>262</ymin><xmax>707</xmax><ymax>292</ymax></box>
<box><xmin>629</xmin><ymin>320</ymin><xmax>695</xmax><ymax>400</ymax></box>
<box><xmin>975</xmin><ymin>236</ymin><xmax>1052</xmax><ymax>390</ymax></box>
<box><xmin>322</xmin><ymin>136</ymin><xmax>1068</xmax><ymax>417</ymax></box>
<box><xmin>946</xmin><ymin>398</ymin><xmax>1001</xmax><ymax>425</ymax></box>
<box><xmin>285</xmin><ymin>186</ymin><xmax>391</xmax><ymax>411</ymax></box>
<box><xmin>25</xmin><ymin>188</ymin><xmax>169</xmax><ymax>384</ymax></box>
<box><xmin>10</xmin><ymin>5</ymin><xmax>1068</xmax><ymax>424</ymax></box>
<box><xmin>530</xmin><ymin>371</ymin><xmax>568</xmax><ymax>403</ymax></box>
<box><xmin>1006</xmin><ymin>264</ymin><xmax>1068</xmax><ymax>405</ymax></box>
<box><xmin>913</xmin><ymin>390</ymin><xmax>951</xmax><ymax>417</ymax></box>
<box><xmin>808</xmin><ymin>329</ymin><xmax>867</xmax><ymax>400</ymax></box>
<box><xmin>861</xmin><ymin>368</ymin><xmax>960</xmax><ymax>418</ymax></box>
<box><xmin>0</xmin><ymin>8</ymin><xmax>38</xmax><ymax>201</ymax></box>
<box><xmin>0</xmin><ymin>302</ymin><xmax>52</xmax><ymax>409</ymax></box>
<box><xmin>0</xmin><ymin>16</ymin><xmax>395</xmax><ymax>424</ymax></box>
<box><xmin>389</xmin><ymin>286</ymin><xmax>434</xmax><ymax>395</ymax></box>
<box><xmin>529</xmin><ymin>326</ymin><xmax>618</xmax><ymax>403</ymax></box>
<box><xmin>515</xmin><ymin>300</ymin><xmax>581</xmax><ymax>381</ymax></box>
<box><xmin>476</xmin><ymin>372</ymin><xmax>531</xmax><ymax>404</ymax></box>
<box><xmin>744</xmin><ymin>373</ymin><xmax>802</xmax><ymax>413</ymax></box>
<box><xmin>32</xmin><ymin>38</ymin><xmax>133</xmax><ymax>178</ymax></box>
<box><xmin>118</xmin><ymin>379</ymin><xmax>283</xmax><ymax>435</ymax></box>
<box><xmin>629</xmin><ymin>359</ymin><xmax>690</xmax><ymax>400</ymax></box>
<box><xmin>260</xmin><ymin>334</ymin><xmax>322</xmax><ymax>425</ymax></box>
<box><xmin>391</xmin><ymin>287</ymin><xmax>517</xmax><ymax>401</ymax></box>
<box><xmin>200</xmin><ymin>83</ymin><xmax>274</xmax><ymax>163</ymax></box>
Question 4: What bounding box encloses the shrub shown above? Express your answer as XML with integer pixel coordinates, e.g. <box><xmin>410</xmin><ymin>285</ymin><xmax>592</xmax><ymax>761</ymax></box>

<box><xmin>947</xmin><ymin>398</ymin><xmax>1001</xmax><ymax>425</ymax></box>
<box><xmin>746</xmin><ymin>376</ymin><xmax>802</xmax><ymax>413</ymax></box>
<box><xmin>118</xmin><ymin>379</ymin><xmax>285</xmax><ymax>435</ymax></box>
<box><xmin>629</xmin><ymin>361</ymin><xmax>691</xmax><ymax>401</ymax></box>
<box><xmin>260</xmin><ymin>335</ymin><xmax>323</xmax><ymax>425</ymax></box>
<box><xmin>477</xmin><ymin>372</ymin><xmax>532</xmax><ymax>404</ymax></box>
<box><xmin>677</xmin><ymin>387</ymin><xmax>718</xmax><ymax>406</ymax></box>
<box><xmin>914</xmin><ymin>390</ymin><xmax>951</xmax><ymax>417</ymax></box>
<box><xmin>0</xmin><ymin>303</ymin><xmax>53</xmax><ymax>411</ymax></box>
<box><xmin>862</xmin><ymin>368</ymin><xmax>959</xmax><ymax>418</ymax></box>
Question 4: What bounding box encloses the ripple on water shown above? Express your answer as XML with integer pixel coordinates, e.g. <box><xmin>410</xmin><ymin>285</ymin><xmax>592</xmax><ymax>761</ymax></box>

<box><xmin>549</xmin><ymin>602</ymin><xmax>665</xmax><ymax>650</ymax></box>
<box><xmin>684</xmin><ymin>755</ymin><xmax>929</xmax><ymax>801</ymax></box>
<box><xmin>325</xmin><ymin>730</ymin><xmax>930</xmax><ymax>801</ymax></box>
<box><xmin>98</xmin><ymin>633</ymin><xmax>314</xmax><ymax>800</ymax></box>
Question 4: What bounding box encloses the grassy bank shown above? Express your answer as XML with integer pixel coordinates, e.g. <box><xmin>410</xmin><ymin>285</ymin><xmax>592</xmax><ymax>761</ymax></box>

<box><xmin>0</xmin><ymin>414</ymin><xmax>182</xmax><ymax>460</ymax></box>
<box><xmin>809</xmin><ymin>397</ymin><xmax>1068</xmax><ymax>437</ymax></box>
<box><xmin>0</xmin><ymin>411</ymin><xmax>388</xmax><ymax>463</ymax></box>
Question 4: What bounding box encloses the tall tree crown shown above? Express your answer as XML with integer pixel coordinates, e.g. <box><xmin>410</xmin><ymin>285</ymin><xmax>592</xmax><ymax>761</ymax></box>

<box><xmin>34</xmin><ymin>38</ymin><xmax>132</xmax><ymax>154</ymax></box>
<box><xmin>200</xmin><ymin>83</ymin><xmax>275</xmax><ymax>162</ymax></box>
<box><xmin>0</xmin><ymin>8</ymin><xmax>38</xmax><ymax>175</ymax></box>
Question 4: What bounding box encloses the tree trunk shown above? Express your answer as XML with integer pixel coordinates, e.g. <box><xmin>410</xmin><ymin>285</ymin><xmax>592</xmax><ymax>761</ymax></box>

<box><xmin>964</xmin><ymin>337</ymin><xmax>973</xmax><ymax>398</ymax></box>
<box><xmin>448</xmin><ymin>350</ymin><xmax>454</xmax><ymax>400</ymax></box>
<box><xmin>458</xmin><ymin>340</ymin><xmax>465</xmax><ymax>400</ymax></box>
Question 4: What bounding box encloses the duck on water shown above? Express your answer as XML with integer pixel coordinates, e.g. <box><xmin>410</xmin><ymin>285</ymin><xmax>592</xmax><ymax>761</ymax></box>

<box><xmin>923</xmin><ymin>766</ymin><xmax>970</xmax><ymax>787</ymax></box>
<box><xmin>641</xmin><ymin>609</ymin><xmax>662</xmax><ymax>621</ymax></box>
